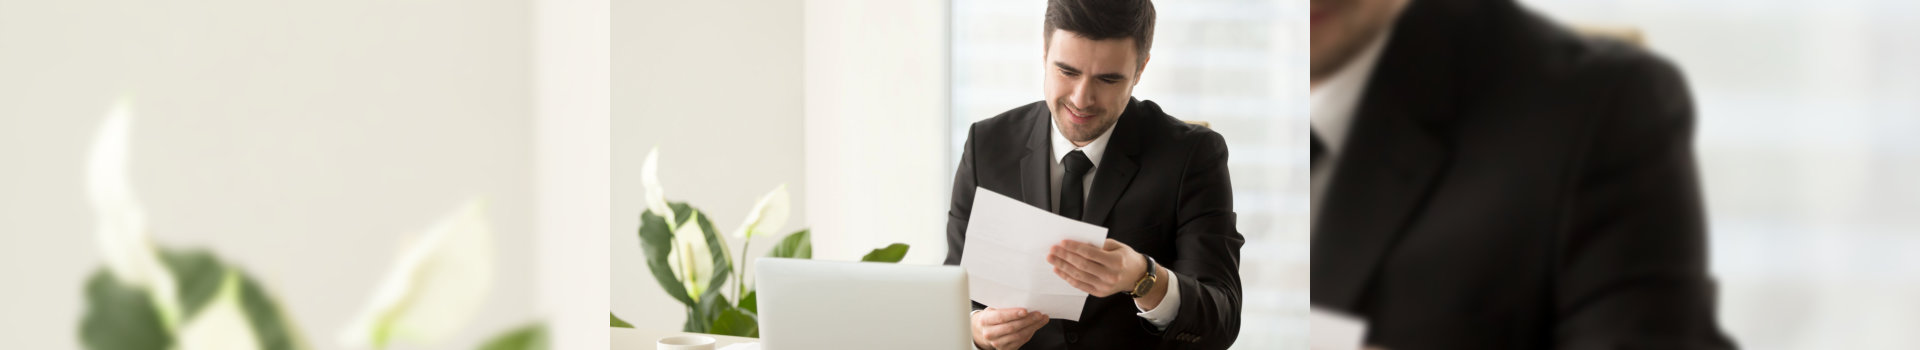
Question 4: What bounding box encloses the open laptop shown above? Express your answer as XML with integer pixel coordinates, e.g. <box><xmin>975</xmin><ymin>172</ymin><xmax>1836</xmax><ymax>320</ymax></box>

<box><xmin>756</xmin><ymin>257</ymin><xmax>971</xmax><ymax>350</ymax></box>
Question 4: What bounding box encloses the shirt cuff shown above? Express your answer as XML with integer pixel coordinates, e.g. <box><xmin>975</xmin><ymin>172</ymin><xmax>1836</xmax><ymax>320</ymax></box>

<box><xmin>1134</xmin><ymin>270</ymin><xmax>1181</xmax><ymax>330</ymax></box>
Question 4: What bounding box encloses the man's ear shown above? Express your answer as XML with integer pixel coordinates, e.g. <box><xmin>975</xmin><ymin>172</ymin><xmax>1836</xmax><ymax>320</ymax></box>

<box><xmin>1133</xmin><ymin>54</ymin><xmax>1151</xmax><ymax>87</ymax></box>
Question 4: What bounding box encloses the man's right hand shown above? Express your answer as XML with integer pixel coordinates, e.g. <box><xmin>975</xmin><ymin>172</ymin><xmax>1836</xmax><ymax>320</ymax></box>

<box><xmin>971</xmin><ymin>307</ymin><xmax>1049</xmax><ymax>350</ymax></box>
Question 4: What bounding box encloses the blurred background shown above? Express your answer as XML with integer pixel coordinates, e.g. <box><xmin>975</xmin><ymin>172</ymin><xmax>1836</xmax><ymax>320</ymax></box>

<box><xmin>14</xmin><ymin>0</ymin><xmax>1911</xmax><ymax>349</ymax></box>
<box><xmin>614</xmin><ymin>0</ymin><xmax>1305</xmax><ymax>348</ymax></box>
<box><xmin>1520</xmin><ymin>0</ymin><xmax>1920</xmax><ymax>348</ymax></box>
<box><xmin>0</xmin><ymin>0</ymin><xmax>608</xmax><ymax>348</ymax></box>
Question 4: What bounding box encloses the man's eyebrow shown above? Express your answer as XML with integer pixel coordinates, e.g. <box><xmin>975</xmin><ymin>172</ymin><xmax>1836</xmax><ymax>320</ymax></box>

<box><xmin>1053</xmin><ymin>61</ymin><xmax>1130</xmax><ymax>81</ymax></box>
<box><xmin>1052</xmin><ymin>61</ymin><xmax>1081</xmax><ymax>74</ymax></box>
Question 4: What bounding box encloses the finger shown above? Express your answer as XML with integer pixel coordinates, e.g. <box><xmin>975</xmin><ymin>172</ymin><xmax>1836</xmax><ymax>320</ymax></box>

<box><xmin>989</xmin><ymin>333</ymin><xmax>1028</xmax><ymax>350</ymax></box>
<box><xmin>1053</xmin><ymin>265</ymin><xmax>1095</xmax><ymax>287</ymax></box>
<box><xmin>999</xmin><ymin>316</ymin><xmax>1048</xmax><ymax>349</ymax></box>
<box><xmin>981</xmin><ymin>307</ymin><xmax>1027</xmax><ymax>325</ymax></box>
<box><xmin>990</xmin><ymin>321</ymin><xmax>1044</xmax><ymax>349</ymax></box>
<box><xmin>986</xmin><ymin>323</ymin><xmax>1017</xmax><ymax>339</ymax></box>
<box><xmin>987</xmin><ymin>318</ymin><xmax>1040</xmax><ymax>341</ymax></box>
<box><xmin>978</xmin><ymin>308</ymin><xmax>1005</xmax><ymax>325</ymax></box>
<box><xmin>1027</xmin><ymin>312</ymin><xmax>1051</xmax><ymax>325</ymax></box>
<box><xmin>1050</xmin><ymin>245</ymin><xmax>1111</xmax><ymax>274</ymax></box>
<box><xmin>1049</xmin><ymin>251</ymin><xmax>1115</xmax><ymax>282</ymax></box>
<box><xmin>1095</xmin><ymin>239</ymin><xmax>1133</xmax><ymax>266</ymax></box>
<box><xmin>1059</xmin><ymin>240</ymin><xmax>1117</xmax><ymax>270</ymax></box>
<box><xmin>1061</xmin><ymin>273</ymin><xmax>1101</xmax><ymax>294</ymax></box>
<box><xmin>995</xmin><ymin>332</ymin><xmax>1034</xmax><ymax>350</ymax></box>
<box><xmin>1008</xmin><ymin>312</ymin><xmax>1047</xmax><ymax>329</ymax></box>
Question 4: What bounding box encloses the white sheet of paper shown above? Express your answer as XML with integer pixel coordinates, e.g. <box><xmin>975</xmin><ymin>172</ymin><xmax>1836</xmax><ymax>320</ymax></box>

<box><xmin>1311</xmin><ymin>307</ymin><xmax>1369</xmax><ymax>350</ymax></box>
<box><xmin>960</xmin><ymin>186</ymin><xmax>1108</xmax><ymax>321</ymax></box>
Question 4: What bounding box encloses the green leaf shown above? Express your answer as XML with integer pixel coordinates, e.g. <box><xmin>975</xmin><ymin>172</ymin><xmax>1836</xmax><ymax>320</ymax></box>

<box><xmin>767</xmin><ymin>230</ymin><xmax>811</xmax><ymax>259</ymax></box>
<box><xmin>860</xmin><ymin>243</ymin><xmax>911</xmax><ymax>263</ymax></box>
<box><xmin>78</xmin><ymin>268</ymin><xmax>173</xmax><ymax>350</ymax></box>
<box><xmin>81</xmin><ymin>246</ymin><xmax>308</xmax><ymax>350</ymax></box>
<box><xmin>684</xmin><ymin>289</ymin><xmax>729</xmax><ymax>333</ymax></box>
<box><xmin>666</xmin><ymin>202</ymin><xmax>694</xmax><ymax>228</ymax></box>
<box><xmin>739</xmin><ymin>290</ymin><xmax>757</xmax><ymax>314</ymax></box>
<box><xmin>233</xmin><ymin>269</ymin><xmax>302</xmax><ymax>350</ymax></box>
<box><xmin>477</xmin><ymin>322</ymin><xmax>548</xmax><ymax>350</ymax></box>
<box><xmin>709</xmin><ymin>307</ymin><xmax>759</xmax><ymax>338</ymax></box>
<box><xmin>691</xmin><ymin>210</ymin><xmax>732</xmax><ymax>302</ymax></box>
<box><xmin>158</xmin><ymin>248</ymin><xmax>225</xmax><ymax>320</ymax></box>
<box><xmin>638</xmin><ymin>205</ymin><xmax>695</xmax><ymax>307</ymax></box>
<box><xmin>610</xmin><ymin>313</ymin><xmax>633</xmax><ymax>328</ymax></box>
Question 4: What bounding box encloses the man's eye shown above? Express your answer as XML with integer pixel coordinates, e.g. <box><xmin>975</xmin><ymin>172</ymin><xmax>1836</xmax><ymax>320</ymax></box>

<box><xmin>1062</xmin><ymin>71</ymin><xmax>1079</xmax><ymax>77</ymax></box>
<box><xmin>1101</xmin><ymin>78</ymin><xmax>1120</xmax><ymax>84</ymax></box>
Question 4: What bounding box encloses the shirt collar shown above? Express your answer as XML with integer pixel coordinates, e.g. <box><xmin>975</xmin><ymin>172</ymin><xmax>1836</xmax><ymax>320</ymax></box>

<box><xmin>1310</xmin><ymin>27</ymin><xmax>1392</xmax><ymax>156</ymax></box>
<box><xmin>1050</xmin><ymin>113</ymin><xmax>1118</xmax><ymax>169</ymax></box>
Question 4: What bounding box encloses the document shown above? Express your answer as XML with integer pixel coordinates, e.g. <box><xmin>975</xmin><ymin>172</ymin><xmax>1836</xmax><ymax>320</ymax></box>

<box><xmin>1311</xmin><ymin>307</ymin><xmax>1368</xmax><ymax>350</ymax></box>
<box><xmin>960</xmin><ymin>186</ymin><xmax>1108</xmax><ymax>321</ymax></box>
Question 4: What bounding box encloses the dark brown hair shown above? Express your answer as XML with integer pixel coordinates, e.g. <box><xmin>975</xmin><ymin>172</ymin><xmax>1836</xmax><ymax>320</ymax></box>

<box><xmin>1044</xmin><ymin>0</ymin><xmax>1156</xmax><ymax>67</ymax></box>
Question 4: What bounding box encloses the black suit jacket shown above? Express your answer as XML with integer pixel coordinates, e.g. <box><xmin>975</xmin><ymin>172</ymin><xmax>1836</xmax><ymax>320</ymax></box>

<box><xmin>1311</xmin><ymin>0</ymin><xmax>1735</xmax><ymax>349</ymax></box>
<box><xmin>945</xmin><ymin>98</ymin><xmax>1245</xmax><ymax>349</ymax></box>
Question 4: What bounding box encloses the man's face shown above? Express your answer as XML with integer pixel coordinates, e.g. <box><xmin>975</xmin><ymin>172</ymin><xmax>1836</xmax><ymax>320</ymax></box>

<box><xmin>1311</xmin><ymin>0</ymin><xmax>1408</xmax><ymax>83</ymax></box>
<box><xmin>1044</xmin><ymin>29</ymin><xmax>1146</xmax><ymax>146</ymax></box>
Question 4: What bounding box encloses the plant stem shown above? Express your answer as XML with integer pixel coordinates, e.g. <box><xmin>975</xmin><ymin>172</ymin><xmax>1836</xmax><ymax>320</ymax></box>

<box><xmin>738</xmin><ymin>238</ymin><xmax>752</xmax><ymax>303</ymax></box>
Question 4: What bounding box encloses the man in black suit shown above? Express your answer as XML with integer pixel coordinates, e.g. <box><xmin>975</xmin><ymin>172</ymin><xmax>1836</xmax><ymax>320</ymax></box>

<box><xmin>1310</xmin><ymin>0</ymin><xmax>1735</xmax><ymax>348</ymax></box>
<box><xmin>942</xmin><ymin>0</ymin><xmax>1243</xmax><ymax>349</ymax></box>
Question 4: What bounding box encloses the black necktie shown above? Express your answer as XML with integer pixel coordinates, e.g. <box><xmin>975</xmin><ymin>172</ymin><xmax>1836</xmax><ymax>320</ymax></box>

<box><xmin>1060</xmin><ymin>150</ymin><xmax>1094</xmax><ymax>221</ymax></box>
<box><xmin>1311</xmin><ymin>130</ymin><xmax>1327</xmax><ymax>169</ymax></box>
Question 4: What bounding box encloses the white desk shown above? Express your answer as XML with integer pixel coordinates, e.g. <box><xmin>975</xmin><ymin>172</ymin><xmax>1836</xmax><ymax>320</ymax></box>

<box><xmin>612</xmin><ymin>327</ymin><xmax>759</xmax><ymax>349</ymax></box>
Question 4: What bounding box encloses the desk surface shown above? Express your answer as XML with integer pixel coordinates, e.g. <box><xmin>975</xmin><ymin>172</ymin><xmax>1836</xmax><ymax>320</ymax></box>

<box><xmin>613</xmin><ymin>327</ymin><xmax>759</xmax><ymax>349</ymax></box>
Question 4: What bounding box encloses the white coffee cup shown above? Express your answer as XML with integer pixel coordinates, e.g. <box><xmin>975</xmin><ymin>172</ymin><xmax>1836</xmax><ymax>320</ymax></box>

<box><xmin>658</xmin><ymin>335</ymin><xmax>716</xmax><ymax>350</ymax></box>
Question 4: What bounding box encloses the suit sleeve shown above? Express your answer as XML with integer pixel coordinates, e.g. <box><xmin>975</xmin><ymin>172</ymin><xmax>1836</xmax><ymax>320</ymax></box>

<box><xmin>1153</xmin><ymin>131</ymin><xmax>1246</xmax><ymax>349</ymax></box>
<box><xmin>945</xmin><ymin>124</ymin><xmax>987</xmax><ymax>311</ymax></box>
<box><xmin>1553</xmin><ymin>53</ymin><xmax>1736</xmax><ymax>349</ymax></box>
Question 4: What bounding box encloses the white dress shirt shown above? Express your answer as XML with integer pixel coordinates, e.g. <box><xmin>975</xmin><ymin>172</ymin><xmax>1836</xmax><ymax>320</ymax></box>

<box><xmin>1310</xmin><ymin>28</ymin><xmax>1392</xmax><ymax>213</ymax></box>
<box><xmin>1046</xmin><ymin>115</ymin><xmax>1182</xmax><ymax>330</ymax></box>
<box><xmin>1048</xmin><ymin>116</ymin><xmax>1115</xmax><ymax>213</ymax></box>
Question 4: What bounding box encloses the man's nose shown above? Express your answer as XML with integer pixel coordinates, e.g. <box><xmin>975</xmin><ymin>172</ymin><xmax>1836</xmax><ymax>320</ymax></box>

<box><xmin>1070</xmin><ymin>78</ymin><xmax>1097</xmax><ymax>112</ymax></box>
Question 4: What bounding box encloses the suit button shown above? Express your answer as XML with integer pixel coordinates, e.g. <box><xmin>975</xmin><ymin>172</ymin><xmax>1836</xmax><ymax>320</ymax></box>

<box><xmin>1066</xmin><ymin>332</ymin><xmax>1079</xmax><ymax>343</ymax></box>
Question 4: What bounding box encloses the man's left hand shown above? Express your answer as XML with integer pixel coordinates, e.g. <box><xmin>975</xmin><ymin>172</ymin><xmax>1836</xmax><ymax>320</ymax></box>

<box><xmin>1047</xmin><ymin>238</ymin><xmax>1147</xmax><ymax>297</ymax></box>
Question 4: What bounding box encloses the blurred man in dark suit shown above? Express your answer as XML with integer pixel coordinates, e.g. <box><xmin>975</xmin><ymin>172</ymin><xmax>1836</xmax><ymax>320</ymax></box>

<box><xmin>944</xmin><ymin>0</ymin><xmax>1244</xmax><ymax>349</ymax></box>
<box><xmin>1310</xmin><ymin>0</ymin><xmax>1736</xmax><ymax>348</ymax></box>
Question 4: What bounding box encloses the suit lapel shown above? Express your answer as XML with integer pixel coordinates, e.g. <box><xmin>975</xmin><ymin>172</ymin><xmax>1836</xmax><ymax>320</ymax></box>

<box><xmin>1019</xmin><ymin>107</ymin><xmax>1053</xmax><ymax>210</ymax></box>
<box><xmin>1310</xmin><ymin>5</ymin><xmax>1468</xmax><ymax>312</ymax></box>
<box><xmin>1082</xmin><ymin>100</ymin><xmax>1144</xmax><ymax>227</ymax></box>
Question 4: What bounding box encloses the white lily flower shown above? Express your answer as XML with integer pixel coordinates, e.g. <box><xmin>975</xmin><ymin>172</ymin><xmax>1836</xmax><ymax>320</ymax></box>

<box><xmin>337</xmin><ymin>198</ymin><xmax>495</xmax><ymax>348</ymax></box>
<box><xmin>86</xmin><ymin>101</ymin><xmax>182</xmax><ymax>324</ymax></box>
<box><xmin>176</xmin><ymin>270</ymin><xmax>261</xmax><ymax>350</ymax></box>
<box><xmin>641</xmin><ymin>147</ymin><xmax>674</xmax><ymax>222</ymax></box>
<box><xmin>732</xmin><ymin>184</ymin><xmax>790</xmax><ymax>239</ymax></box>
<box><xmin>665</xmin><ymin>211</ymin><xmax>715</xmax><ymax>300</ymax></box>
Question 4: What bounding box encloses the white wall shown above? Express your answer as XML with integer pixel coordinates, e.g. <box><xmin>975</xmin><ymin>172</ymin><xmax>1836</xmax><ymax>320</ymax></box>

<box><xmin>803</xmin><ymin>0</ymin><xmax>952</xmax><ymax>265</ymax></box>
<box><xmin>611</xmin><ymin>0</ymin><xmax>809</xmax><ymax>340</ymax></box>
<box><xmin>0</xmin><ymin>0</ymin><xmax>536</xmax><ymax>348</ymax></box>
<box><xmin>534</xmin><ymin>0</ymin><xmax>611</xmax><ymax>348</ymax></box>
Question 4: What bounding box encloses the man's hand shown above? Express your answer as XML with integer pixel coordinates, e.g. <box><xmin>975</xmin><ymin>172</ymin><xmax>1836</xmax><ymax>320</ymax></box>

<box><xmin>1047</xmin><ymin>239</ymin><xmax>1149</xmax><ymax>297</ymax></box>
<box><xmin>972</xmin><ymin>307</ymin><xmax>1048</xmax><ymax>350</ymax></box>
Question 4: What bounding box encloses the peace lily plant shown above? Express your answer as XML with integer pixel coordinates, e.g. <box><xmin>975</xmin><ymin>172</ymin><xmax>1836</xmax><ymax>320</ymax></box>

<box><xmin>77</xmin><ymin>100</ymin><xmax>546</xmax><ymax>350</ymax></box>
<box><xmin>612</xmin><ymin>147</ymin><xmax>910</xmax><ymax>337</ymax></box>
